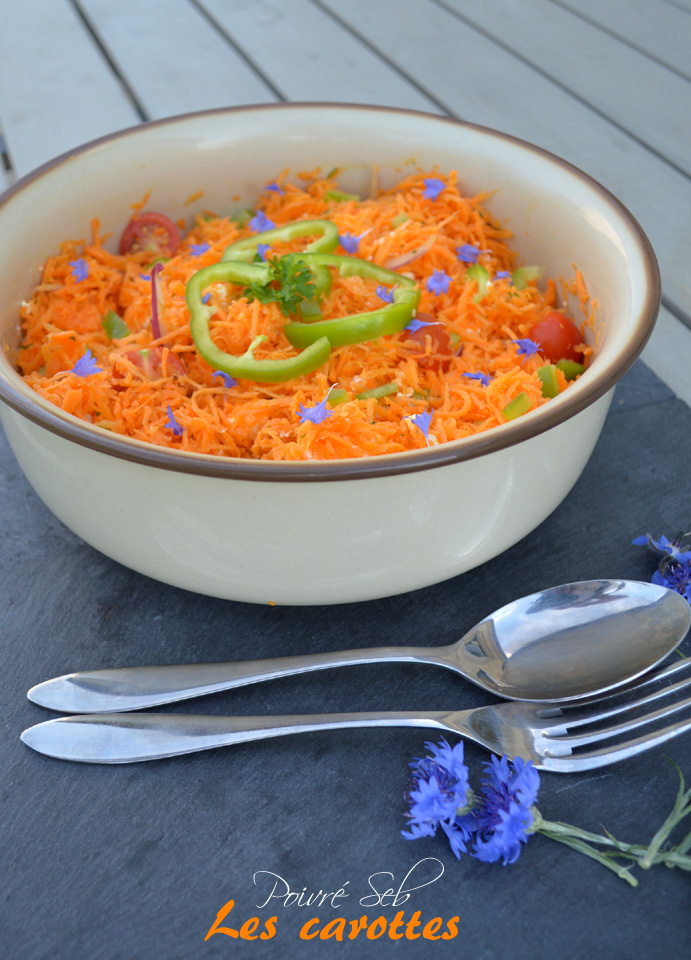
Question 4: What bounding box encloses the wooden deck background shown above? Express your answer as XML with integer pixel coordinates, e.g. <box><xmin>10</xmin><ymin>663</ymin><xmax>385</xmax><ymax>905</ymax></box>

<box><xmin>0</xmin><ymin>0</ymin><xmax>689</xmax><ymax>399</ymax></box>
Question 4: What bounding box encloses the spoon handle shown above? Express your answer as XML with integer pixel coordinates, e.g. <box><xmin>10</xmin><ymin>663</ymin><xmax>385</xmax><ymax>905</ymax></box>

<box><xmin>20</xmin><ymin>711</ymin><xmax>457</xmax><ymax>763</ymax></box>
<box><xmin>27</xmin><ymin>646</ymin><xmax>451</xmax><ymax>714</ymax></box>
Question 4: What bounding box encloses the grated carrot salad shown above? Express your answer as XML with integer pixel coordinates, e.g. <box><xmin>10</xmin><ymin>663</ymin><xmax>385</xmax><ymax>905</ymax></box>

<box><xmin>16</xmin><ymin>170</ymin><xmax>588</xmax><ymax>461</ymax></box>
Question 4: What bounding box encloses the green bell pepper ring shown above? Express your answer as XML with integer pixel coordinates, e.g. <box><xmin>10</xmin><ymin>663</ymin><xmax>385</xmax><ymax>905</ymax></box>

<box><xmin>283</xmin><ymin>254</ymin><xmax>420</xmax><ymax>350</ymax></box>
<box><xmin>222</xmin><ymin>219</ymin><xmax>338</xmax><ymax>300</ymax></box>
<box><xmin>222</xmin><ymin>218</ymin><xmax>339</xmax><ymax>261</ymax></box>
<box><xmin>186</xmin><ymin>260</ymin><xmax>331</xmax><ymax>383</ymax></box>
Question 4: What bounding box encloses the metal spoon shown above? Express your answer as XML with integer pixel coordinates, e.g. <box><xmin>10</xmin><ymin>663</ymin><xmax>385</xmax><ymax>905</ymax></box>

<box><xmin>28</xmin><ymin>580</ymin><xmax>690</xmax><ymax>713</ymax></box>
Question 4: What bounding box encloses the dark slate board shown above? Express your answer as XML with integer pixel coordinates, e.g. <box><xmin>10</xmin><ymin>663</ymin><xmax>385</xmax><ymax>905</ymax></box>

<box><xmin>2</xmin><ymin>361</ymin><xmax>691</xmax><ymax>960</ymax></box>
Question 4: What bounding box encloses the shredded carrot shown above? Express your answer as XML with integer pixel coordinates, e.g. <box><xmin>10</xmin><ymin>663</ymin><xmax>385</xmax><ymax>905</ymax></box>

<box><xmin>17</xmin><ymin>170</ymin><xmax>589</xmax><ymax>461</ymax></box>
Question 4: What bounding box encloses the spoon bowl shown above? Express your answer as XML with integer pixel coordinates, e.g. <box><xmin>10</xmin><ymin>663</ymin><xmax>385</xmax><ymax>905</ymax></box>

<box><xmin>28</xmin><ymin>580</ymin><xmax>690</xmax><ymax>714</ymax></box>
<box><xmin>450</xmin><ymin>579</ymin><xmax>690</xmax><ymax>701</ymax></box>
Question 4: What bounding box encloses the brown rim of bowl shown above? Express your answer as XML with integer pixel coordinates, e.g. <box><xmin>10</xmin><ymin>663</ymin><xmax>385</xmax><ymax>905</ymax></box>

<box><xmin>0</xmin><ymin>103</ymin><xmax>661</xmax><ymax>483</ymax></box>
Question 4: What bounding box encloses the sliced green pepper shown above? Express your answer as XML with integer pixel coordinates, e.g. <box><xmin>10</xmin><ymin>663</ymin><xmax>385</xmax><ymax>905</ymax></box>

<box><xmin>297</xmin><ymin>299</ymin><xmax>323</xmax><ymax>321</ymax></box>
<box><xmin>222</xmin><ymin>218</ymin><xmax>339</xmax><ymax>262</ymax></box>
<box><xmin>327</xmin><ymin>388</ymin><xmax>350</xmax><ymax>406</ymax></box>
<box><xmin>186</xmin><ymin>260</ymin><xmax>331</xmax><ymax>383</ymax></box>
<box><xmin>102</xmin><ymin>310</ymin><xmax>130</xmax><ymax>340</ymax></box>
<box><xmin>391</xmin><ymin>212</ymin><xmax>409</xmax><ymax>227</ymax></box>
<box><xmin>537</xmin><ymin>363</ymin><xmax>560</xmax><ymax>398</ymax></box>
<box><xmin>557</xmin><ymin>358</ymin><xmax>586</xmax><ymax>380</ymax></box>
<box><xmin>283</xmin><ymin>254</ymin><xmax>420</xmax><ymax>350</ymax></box>
<box><xmin>512</xmin><ymin>266</ymin><xmax>543</xmax><ymax>290</ymax></box>
<box><xmin>324</xmin><ymin>189</ymin><xmax>360</xmax><ymax>202</ymax></box>
<box><xmin>223</xmin><ymin>219</ymin><xmax>338</xmax><ymax>302</ymax></box>
<box><xmin>231</xmin><ymin>209</ymin><xmax>254</xmax><ymax>226</ymax></box>
<box><xmin>502</xmin><ymin>392</ymin><xmax>532</xmax><ymax>420</ymax></box>
<box><xmin>356</xmin><ymin>382</ymin><xmax>398</xmax><ymax>401</ymax></box>
<box><xmin>466</xmin><ymin>264</ymin><xmax>490</xmax><ymax>302</ymax></box>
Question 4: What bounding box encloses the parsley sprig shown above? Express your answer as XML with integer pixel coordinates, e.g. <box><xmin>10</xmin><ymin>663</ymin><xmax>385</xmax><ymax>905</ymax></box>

<box><xmin>243</xmin><ymin>254</ymin><xmax>317</xmax><ymax>317</ymax></box>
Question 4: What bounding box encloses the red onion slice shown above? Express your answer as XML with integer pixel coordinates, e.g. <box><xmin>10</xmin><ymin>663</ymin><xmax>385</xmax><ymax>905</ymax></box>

<box><xmin>384</xmin><ymin>234</ymin><xmax>436</xmax><ymax>270</ymax></box>
<box><xmin>150</xmin><ymin>262</ymin><xmax>164</xmax><ymax>339</ymax></box>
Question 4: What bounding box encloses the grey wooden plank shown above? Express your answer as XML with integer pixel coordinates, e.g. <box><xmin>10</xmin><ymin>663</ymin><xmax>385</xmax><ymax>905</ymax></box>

<box><xmin>438</xmin><ymin>0</ymin><xmax>691</xmax><ymax>178</ymax></box>
<box><xmin>318</xmin><ymin>0</ymin><xmax>691</xmax><ymax>325</ymax></box>
<box><xmin>553</xmin><ymin>0</ymin><xmax>691</xmax><ymax>81</ymax></box>
<box><xmin>196</xmin><ymin>0</ymin><xmax>444</xmax><ymax>111</ymax></box>
<box><xmin>0</xmin><ymin>0</ymin><xmax>140</xmax><ymax>177</ymax></box>
<box><xmin>0</xmin><ymin>120</ymin><xmax>13</xmax><ymax>192</ymax></box>
<box><xmin>664</xmin><ymin>0</ymin><xmax>691</xmax><ymax>13</ymax></box>
<box><xmin>78</xmin><ymin>0</ymin><xmax>277</xmax><ymax>117</ymax></box>
<box><xmin>642</xmin><ymin>305</ymin><xmax>691</xmax><ymax>407</ymax></box>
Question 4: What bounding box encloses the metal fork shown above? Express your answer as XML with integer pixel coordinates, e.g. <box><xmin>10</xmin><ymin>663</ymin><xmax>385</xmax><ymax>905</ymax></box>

<box><xmin>21</xmin><ymin>657</ymin><xmax>691</xmax><ymax>771</ymax></box>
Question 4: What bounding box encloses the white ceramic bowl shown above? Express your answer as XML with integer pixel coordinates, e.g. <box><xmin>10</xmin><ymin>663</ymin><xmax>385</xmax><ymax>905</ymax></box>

<box><xmin>0</xmin><ymin>105</ymin><xmax>659</xmax><ymax>604</ymax></box>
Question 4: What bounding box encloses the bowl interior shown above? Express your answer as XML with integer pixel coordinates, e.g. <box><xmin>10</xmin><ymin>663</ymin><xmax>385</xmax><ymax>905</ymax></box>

<box><xmin>0</xmin><ymin>104</ymin><xmax>658</xmax><ymax>472</ymax></box>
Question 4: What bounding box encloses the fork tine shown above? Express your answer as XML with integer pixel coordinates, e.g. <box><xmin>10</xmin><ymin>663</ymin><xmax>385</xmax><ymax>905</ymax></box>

<box><xmin>553</xmin><ymin>692</ymin><xmax>691</xmax><ymax>748</ymax></box>
<box><xmin>578</xmin><ymin>657</ymin><xmax>691</xmax><ymax>705</ymax></box>
<box><xmin>556</xmin><ymin>677</ymin><xmax>691</xmax><ymax>729</ymax></box>
<box><xmin>558</xmin><ymin>657</ymin><xmax>691</xmax><ymax>714</ymax></box>
<box><xmin>542</xmin><ymin>713</ymin><xmax>691</xmax><ymax>772</ymax></box>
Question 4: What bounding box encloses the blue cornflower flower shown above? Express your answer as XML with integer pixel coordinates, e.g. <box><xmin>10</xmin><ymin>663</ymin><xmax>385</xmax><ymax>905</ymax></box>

<box><xmin>339</xmin><ymin>231</ymin><xmax>369</xmax><ymax>254</ymax></box>
<box><xmin>140</xmin><ymin>272</ymin><xmax>151</xmax><ymax>282</ymax></box>
<box><xmin>423</xmin><ymin>738</ymin><xmax>470</xmax><ymax>789</ymax></box>
<box><xmin>164</xmin><ymin>405</ymin><xmax>184</xmax><ymax>436</ymax></box>
<box><xmin>632</xmin><ymin>533</ymin><xmax>691</xmax><ymax>561</ymax></box>
<box><xmin>190</xmin><ymin>242</ymin><xmax>210</xmax><ymax>256</ymax></box>
<box><xmin>456</xmin><ymin>244</ymin><xmax>491</xmax><ymax>264</ymax></box>
<box><xmin>407</xmin><ymin>776</ymin><xmax>459</xmax><ymax>825</ymax></box>
<box><xmin>69</xmin><ymin>349</ymin><xmax>102</xmax><ymax>377</ymax></box>
<box><xmin>376</xmin><ymin>284</ymin><xmax>394</xmax><ymax>303</ymax></box>
<box><xmin>212</xmin><ymin>370</ymin><xmax>238</xmax><ymax>389</ymax></box>
<box><xmin>466</xmin><ymin>756</ymin><xmax>540</xmax><ymax>866</ymax></box>
<box><xmin>512</xmin><ymin>338</ymin><xmax>540</xmax><ymax>363</ymax></box>
<box><xmin>407</xmin><ymin>408</ymin><xmax>433</xmax><ymax>445</ymax></box>
<box><xmin>266</xmin><ymin>181</ymin><xmax>285</xmax><ymax>195</ymax></box>
<box><xmin>298</xmin><ymin>387</ymin><xmax>336</xmax><ymax>426</ymax></box>
<box><xmin>248</xmin><ymin>210</ymin><xmax>275</xmax><ymax>233</ymax></box>
<box><xmin>495</xmin><ymin>270</ymin><xmax>511</xmax><ymax>280</ymax></box>
<box><xmin>69</xmin><ymin>258</ymin><xmax>89</xmax><ymax>282</ymax></box>
<box><xmin>426</xmin><ymin>270</ymin><xmax>451</xmax><ymax>296</ymax></box>
<box><xmin>422</xmin><ymin>178</ymin><xmax>445</xmax><ymax>201</ymax></box>
<box><xmin>653</xmin><ymin>562</ymin><xmax>691</xmax><ymax>602</ymax></box>
<box><xmin>633</xmin><ymin>533</ymin><xmax>691</xmax><ymax>602</ymax></box>
<box><xmin>257</xmin><ymin>243</ymin><xmax>271</xmax><ymax>261</ymax></box>
<box><xmin>401</xmin><ymin>738</ymin><xmax>472</xmax><ymax>859</ymax></box>
<box><xmin>202</xmin><ymin>292</ymin><xmax>211</xmax><ymax>304</ymax></box>
<box><xmin>463</xmin><ymin>372</ymin><xmax>490</xmax><ymax>387</ymax></box>
<box><xmin>406</xmin><ymin>317</ymin><xmax>439</xmax><ymax>334</ymax></box>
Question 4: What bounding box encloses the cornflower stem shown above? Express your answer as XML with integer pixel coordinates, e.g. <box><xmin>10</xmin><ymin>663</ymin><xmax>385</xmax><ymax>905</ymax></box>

<box><xmin>532</xmin><ymin>813</ymin><xmax>638</xmax><ymax>886</ymax></box>
<box><xmin>673</xmin><ymin>825</ymin><xmax>691</xmax><ymax>857</ymax></box>
<box><xmin>639</xmin><ymin>772</ymin><xmax>691</xmax><ymax>869</ymax></box>
<box><xmin>533</xmin><ymin>813</ymin><xmax>634</xmax><ymax>852</ymax></box>
<box><xmin>533</xmin><ymin>813</ymin><xmax>691</xmax><ymax>875</ymax></box>
<box><xmin>542</xmin><ymin>833</ymin><xmax>638</xmax><ymax>887</ymax></box>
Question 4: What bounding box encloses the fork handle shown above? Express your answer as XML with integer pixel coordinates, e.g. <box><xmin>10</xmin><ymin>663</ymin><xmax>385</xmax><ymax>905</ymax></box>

<box><xmin>27</xmin><ymin>647</ymin><xmax>450</xmax><ymax>714</ymax></box>
<box><xmin>20</xmin><ymin>711</ymin><xmax>458</xmax><ymax>763</ymax></box>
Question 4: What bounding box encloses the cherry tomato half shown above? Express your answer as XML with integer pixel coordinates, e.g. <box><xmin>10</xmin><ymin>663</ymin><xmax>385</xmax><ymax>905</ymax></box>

<box><xmin>405</xmin><ymin>313</ymin><xmax>455</xmax><ymax>371</ymax></box>
<box><xmin>529</xmin><ymin>311</ymin><xmax>584</xmax><ymax>364</ymax></box>
<box><xmin>119</xmin><ymin>212</ymin><xmax>182</xmax><ymax>258</ymax></box>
